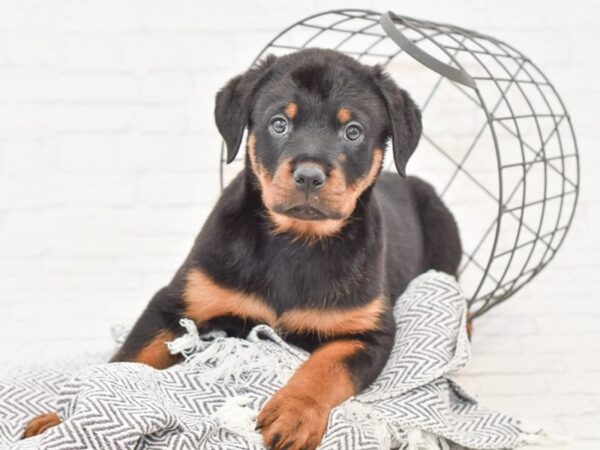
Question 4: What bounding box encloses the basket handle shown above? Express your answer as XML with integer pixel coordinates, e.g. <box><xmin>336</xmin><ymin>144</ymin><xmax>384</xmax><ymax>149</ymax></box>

<box><xmin>380</xmin><ymin>11</ymin><xmax>477</xmax><ymax>90</ymax></box>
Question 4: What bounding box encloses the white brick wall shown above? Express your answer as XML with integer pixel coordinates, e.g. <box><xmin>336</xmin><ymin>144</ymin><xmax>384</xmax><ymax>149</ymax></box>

<box><xmin>0</xmin><ymin>1</ymin><xmax>598</xmax><ymax>447</ymax></box>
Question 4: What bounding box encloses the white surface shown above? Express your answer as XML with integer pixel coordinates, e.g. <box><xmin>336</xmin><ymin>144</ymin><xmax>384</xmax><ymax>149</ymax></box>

<box><xmin>0</xmin><ymin>1</ymin><xmax>598</xmax><ymax>447</ymax></box>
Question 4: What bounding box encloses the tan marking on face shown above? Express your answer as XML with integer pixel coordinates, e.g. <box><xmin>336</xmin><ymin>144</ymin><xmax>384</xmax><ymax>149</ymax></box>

<box><xmin>248</xmin><ymin>133</ymin><xmax>293</xmax><ymax>210</ymax></box>
<box><xmin>268</xmin><ymin>158</ymin><xmax>295</xmax><ymax>205</ymax></box>
<box><xmin>315</xmin><ymin>148</ymin><xmax>384</xmax><ymax>219</ymax></box>
<box><xmin>340</xmin><ymin>148</ymin><xmax>383</xmax><ymax>216</ymax></box>
<box><xmin>268</xmin><ymin>211</ymin><xmax>346</xmax><ymax>243</ymax></box>
<box><xmin>247</xmin><ymin>133</ymin><xmax>271</xmax><ymax>191</ymax></box>
<box><xmin>185</xmin><ymin>268</ymin><xmax>277</xmax><ymax>326</ymax></box>
<box><xmin>133</xmin><ymin>330</ymin><xmax>179</xmax><ymax>369</ymax></box>
<box><xmin>337</xmin><ymin>107</ymin><xmax>351</xmax><ymax>123</ymax></box>
<box><xmin>257</xmin><ymin>339</ymin><xmax>362</xmax><ymax>448</ymax></box>
<box><xmin>248</xmin><ymin>134</ymin><xmax>383</xmax><ymax>241</ymax></box>
<box><xmin>279</xmin><ymin>295</ymin><xmax>385</xmax><ymax>338</ymax></box>
<box><xmin>249</xmin><ymin>133</ymin><xmax>345</xmax><ymax>241</ymax></box>
<box><xmin>338</xmin><ymin>153</ymin><xmax>347</xmax><ymax>162</ymax></box>
<box><xmin>284</xmin><ymin>102</ymin><xmax>298</xmax><ymax>119</ymax></box>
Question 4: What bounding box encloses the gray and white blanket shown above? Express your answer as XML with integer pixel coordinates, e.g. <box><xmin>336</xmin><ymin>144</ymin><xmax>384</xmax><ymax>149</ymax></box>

<box><xmin>0</xmin><ymin>271</ymin><xmax>551</xmax><ymax>449</ymax></box>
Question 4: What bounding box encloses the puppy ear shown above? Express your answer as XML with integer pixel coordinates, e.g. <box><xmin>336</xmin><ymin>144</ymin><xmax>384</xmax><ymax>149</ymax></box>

<box><xmin>215</xmin><ymin>55</ymin><xmax>277</xmax><ymax>164</ymax></box>
<box><xmin>373</xmin><ymin>67</ymin><xmax>422</xmax><ymax>177</ymax></box>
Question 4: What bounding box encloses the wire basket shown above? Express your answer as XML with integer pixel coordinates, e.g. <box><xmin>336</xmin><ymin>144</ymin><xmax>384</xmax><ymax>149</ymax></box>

<box><xmin>219</xmin><ymin>10</ymin><xmax>580</xmax><ymax>319</ymax></box>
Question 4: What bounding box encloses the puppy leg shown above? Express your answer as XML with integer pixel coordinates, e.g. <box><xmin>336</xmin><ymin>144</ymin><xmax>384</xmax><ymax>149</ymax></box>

<box><xmin>23</xmin><ymin>287</ymin><xmax>184</xmax><ymax>439</ymax></box>
<box><xmin>111</xmin><ymin>286</ymin><xmax>184</xmax><ymax>368</ymax></box>
<box><xmin>22</xmin><ymin>413</ymin><xmax>61</xmax><ymax>438</ymax></box>
<box><xmin>257</xmin><ymin>323</ymin><xmax>395</xmax><ymax>450</ymax></box>
<box><xmin>412</xmin><ymin>178</ymin><xmax>462</xmax><ymax>276</ymax></box>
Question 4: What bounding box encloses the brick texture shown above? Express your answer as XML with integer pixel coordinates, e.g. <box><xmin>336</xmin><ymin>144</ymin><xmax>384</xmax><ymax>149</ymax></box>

<box><xmin>0</xmin><ymin>1</ymin><xmax>597</xmax><ymax>447</ymax></box>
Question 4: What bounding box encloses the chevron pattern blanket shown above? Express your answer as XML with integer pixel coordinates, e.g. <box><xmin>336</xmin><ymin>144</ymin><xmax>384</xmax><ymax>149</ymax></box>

<box><xmin>1</xmin><ymin>271</ymin><xmax>548</xmax><ymax>449</ymax></box>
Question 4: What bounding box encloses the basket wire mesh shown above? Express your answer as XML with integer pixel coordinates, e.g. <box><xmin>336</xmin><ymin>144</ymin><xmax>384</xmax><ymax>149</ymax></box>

<box><xmin>219</xmin><ymin>10</ymin><xmax>580</xmax><ymax>319</ymax></box>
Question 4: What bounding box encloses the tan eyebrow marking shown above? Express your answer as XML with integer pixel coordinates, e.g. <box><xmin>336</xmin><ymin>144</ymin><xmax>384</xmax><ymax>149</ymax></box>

<box><xmin>337</xmin><ymin>107</ymin><xmax>351</xmax><ymax>123</ymax></box>
<box><xmin>284</xmin><ymin>102</ymin><xmax>298</xmax><ymax>119</ymax></box>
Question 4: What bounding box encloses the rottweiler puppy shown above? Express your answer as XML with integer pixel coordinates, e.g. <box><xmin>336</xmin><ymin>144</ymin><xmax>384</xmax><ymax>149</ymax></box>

<box><xmin>24</xmin><ymin>49</ymin><xmax>462</xmax><ymax>449</ymax></box>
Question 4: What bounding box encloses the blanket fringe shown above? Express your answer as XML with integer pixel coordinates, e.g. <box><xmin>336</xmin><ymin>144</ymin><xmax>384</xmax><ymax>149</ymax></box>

<box><xmin>167</xmin><ymin>319</ymin><xmax>226</xmax><ymax>358</ymax></box>
<box><xmin>167</xmin><ymin>319</ymin><xmax>300</xmax><ymax>388</ymax></box>
<box><xmin>342</xmin><ymin>400</ymin><xmax>395</xmax><ymax>448</ymax></box>
<box><xmin>342</xmin><ymin>399</ymin><xmax>450</xmax><ymax>450</ymax></box>
<box><xmin>211</xmin><ymin>396</ymin><xmax>263</xmax><ymax>444</ymax></box>
<box><xmin>165</xmin><ymin>319</ymin><xmax>538</xmax><ymax>450</ymax></box>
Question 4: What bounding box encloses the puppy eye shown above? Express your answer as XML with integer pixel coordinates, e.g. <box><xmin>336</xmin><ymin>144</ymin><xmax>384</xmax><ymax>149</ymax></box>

<box><xmin>270</xmin><ymin>116</ymin><xmax>289</xmax><ymax>135</ymax></box>
<box><xmin>344</xmin><ymin>123</ymin><xmax>363</xmax><ymax>141</ymax></box>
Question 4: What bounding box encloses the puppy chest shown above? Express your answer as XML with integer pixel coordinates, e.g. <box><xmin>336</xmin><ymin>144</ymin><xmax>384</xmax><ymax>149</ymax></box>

<box><xmin>183</xmin><ymin>268</ymin><xmax>384</xmax><ymax>338</ymax></box>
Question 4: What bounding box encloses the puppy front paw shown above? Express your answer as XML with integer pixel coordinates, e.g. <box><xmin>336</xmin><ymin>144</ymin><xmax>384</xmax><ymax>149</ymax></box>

<box><xmin>257</xmin><ymin>387</ymin><xmax>330</xmax><ymax>450</ymax></box>
<box><xmin>22</xmin><ymin>412</ymin><xmax>62</xmax><ymax>438</ymax></box>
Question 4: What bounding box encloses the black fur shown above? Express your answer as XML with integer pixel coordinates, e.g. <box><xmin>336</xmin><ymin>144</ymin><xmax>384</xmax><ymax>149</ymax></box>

<box><xmin>111</xmin><ymin>49</ymin><xmax>462</xmax><ymax>448</ymax></box>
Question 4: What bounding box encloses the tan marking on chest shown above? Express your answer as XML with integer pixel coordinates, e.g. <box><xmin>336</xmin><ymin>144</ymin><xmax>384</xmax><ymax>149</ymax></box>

<box><xmin>184</xmin><ymin>268</ymin><xmax>277</xmax><ymax>325</ymax></box>
<box><xmin>185</xmin><ymin>269</ymin><xmax>385</xmax><ymax>337</ymax></box>
<box><xmin>278</xmin><ymin>295</ymin><xmax>385</xmax><ymax>337</ymax></box>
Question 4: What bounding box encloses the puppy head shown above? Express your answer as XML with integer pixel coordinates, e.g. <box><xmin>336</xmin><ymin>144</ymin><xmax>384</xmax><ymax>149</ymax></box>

<box><xmin>215</xmin><ymin>49</ymin><xmax>422</xmax><ymax>238</ymax></box>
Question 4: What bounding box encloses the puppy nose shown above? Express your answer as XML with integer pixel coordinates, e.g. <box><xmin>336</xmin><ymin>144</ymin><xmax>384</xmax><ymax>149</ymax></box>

<box><xmin>293</xmin><ymin>164</ymin><xmax>326</xmax><ymax>193</ymax></box>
